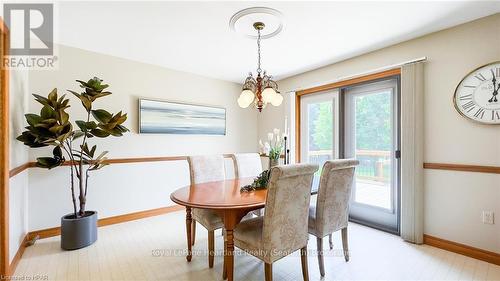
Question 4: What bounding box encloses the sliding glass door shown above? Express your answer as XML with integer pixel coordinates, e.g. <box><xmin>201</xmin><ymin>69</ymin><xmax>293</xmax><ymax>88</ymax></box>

<box><xmin>298</xmin><ymin>78</ymin><xmax>400</xmax><ymax>233</ymax></box>
<box><xmin>300</xmin><ymin>90</ymin><xmax>339</xmax><ymax>190</ymax></box>
<box><xmin>344</xmin><ymin>79</ymin><xmax>400</xmax><ymax>233</ymax></box>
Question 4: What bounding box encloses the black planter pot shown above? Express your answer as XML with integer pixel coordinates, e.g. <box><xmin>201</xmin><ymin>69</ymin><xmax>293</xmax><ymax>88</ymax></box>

<box><xmin>61</xmin><ymin>211</ymin><xmax>98</xmax><ymax>250</ymax></box>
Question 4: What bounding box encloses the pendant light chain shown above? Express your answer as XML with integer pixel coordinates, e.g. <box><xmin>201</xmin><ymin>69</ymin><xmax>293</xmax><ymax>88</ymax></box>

<box><xmin>257</xmin><ymin>29</ymin><xmax>262</xmax><ymax>74</ymax></box>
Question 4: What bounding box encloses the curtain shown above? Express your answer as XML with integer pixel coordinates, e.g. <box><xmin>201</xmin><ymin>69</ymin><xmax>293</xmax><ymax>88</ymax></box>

<box><xmin>285</xmin><ymin>91</ymin><xmax>296</xmax><ymax>164</ymax></box>
<box><xmin>400</xmin><ymin>62</ymin><xmax>425</xmax><ymax>244</ymax></box>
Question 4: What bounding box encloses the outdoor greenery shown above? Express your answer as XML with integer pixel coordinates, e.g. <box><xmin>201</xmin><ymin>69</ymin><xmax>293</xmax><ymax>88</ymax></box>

<box><xmin>310</xmin><ymin>91</ymin><xmax>391</xmax><ymax>151</ymax></box>
<box><xmin>354</xmin><ymin>92</ymin><xmax>392</xmax><ymax>151</ymax></box>
<box><xmin>311</xmin><ymin>102</ymin><xmax>333</xmax><ymax>150</ymax></box>
<box><xmin>17</xmin><ymin>77</ymin><xmax>129</xmax><ymax>218</ymax></box>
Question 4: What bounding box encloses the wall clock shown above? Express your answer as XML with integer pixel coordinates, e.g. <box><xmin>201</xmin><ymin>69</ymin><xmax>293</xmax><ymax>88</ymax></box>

<box><xmin>453</xmin><ymin>61</ymin><xmax>500</xmax><ymax>125</ymax></box>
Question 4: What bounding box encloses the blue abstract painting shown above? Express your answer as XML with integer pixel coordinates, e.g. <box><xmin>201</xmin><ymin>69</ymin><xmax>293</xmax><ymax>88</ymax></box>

<box><xmin>139</xmin><ymin>99</ymin><xmax>226</xmax><ymax>135</ymax></box>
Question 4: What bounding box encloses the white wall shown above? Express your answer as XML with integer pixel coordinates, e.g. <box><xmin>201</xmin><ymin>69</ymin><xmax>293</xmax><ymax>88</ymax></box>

<box><xmin>9</xmin><ymin>69</ymin><xmax>29</xmax><ymax>262</ymax></box>
<box><xmin>260</xmin><ymin>14</ymin><xmax>500</xmax><ymax>252</ymax></box>
<box><xmin>26</xmin><ymin>45</ymin><xmax>258</xmax><ymax>230</ymax></box>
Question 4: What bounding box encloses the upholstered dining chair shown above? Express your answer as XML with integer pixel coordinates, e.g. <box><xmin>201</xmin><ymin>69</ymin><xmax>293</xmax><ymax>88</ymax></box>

<box><xmin>233</xmin><ymin>163</ymin><xmax>319</xmax><ymax>281</ymax></box>
<box><xmin>231</xmin><ymin>153</ymin><xmax>263</xmax><ymax>179</ymax></box>
<box><xmin>232</xmin><ymin>153</ymin><xmax>264</xmax><ymax>216</ymax></box>
<box><xmin>187</xmin><ymin>155</ymin><xmax>225</xmax><ymax>268</ymax></box>
<box><xmin>308</xmin><ymin>159</ymin><xmax>359</xmax><ymax>277</ymax></box>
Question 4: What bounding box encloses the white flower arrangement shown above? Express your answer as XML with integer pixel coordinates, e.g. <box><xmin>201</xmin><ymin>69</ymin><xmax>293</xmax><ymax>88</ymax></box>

<box><xmin>259</xmin><ymin>128</ymin><xmax>284</xmax><ymax>160</ymax></box>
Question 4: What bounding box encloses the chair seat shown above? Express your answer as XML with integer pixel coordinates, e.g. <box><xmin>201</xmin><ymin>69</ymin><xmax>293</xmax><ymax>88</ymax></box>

<box><xmin>234</xmin><ymin>217</ymin><xmax>265</xmax><ymax>259</ymax></box>
<box><xmin>192</xmin><ymin>208</ymin><xmax>223</xmax><ymax>231</ymax></box>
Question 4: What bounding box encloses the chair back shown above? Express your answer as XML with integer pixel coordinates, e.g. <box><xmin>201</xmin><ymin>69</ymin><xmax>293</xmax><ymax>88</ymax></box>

<box><xmin>187</xmin><ymin>155</ymin><xmax>225</xmax><ymax>184</ymax></box>
<box><xmin>231</xmin><ymin>153</ymin><xmax>263</xmax><ymax>179</ymax></box>
<box><xmin>314</xmin><ymin>159</ymin><xmax>359</xmax><ymax>236</ymax></box>
<box><xmin>262</xmin><ymin>163</ymin><xmax>318</xmax><ymax>262</ymax></box>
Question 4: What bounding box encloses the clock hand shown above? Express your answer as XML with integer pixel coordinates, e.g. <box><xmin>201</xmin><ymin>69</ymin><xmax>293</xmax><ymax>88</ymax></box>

<box><xmin>489</xmin><ymin>71</ymin><xmax>498</xmax><ymax>103</ymax></box>
<box><xmin>494</xmin><ymin>84</ymin><xmax>499</xmax><ymax>102</ymax></box>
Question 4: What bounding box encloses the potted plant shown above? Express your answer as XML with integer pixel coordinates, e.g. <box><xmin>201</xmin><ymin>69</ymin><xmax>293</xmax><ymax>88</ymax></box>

<box><xmin>17</xmin><ymin>77</ymin><xmax>128</xmax><ymax>250</ymax></box>
<box><xmin>259</xmin><ymin>128</ymin><xmax>284</xmax><ymax>168</ymax></box>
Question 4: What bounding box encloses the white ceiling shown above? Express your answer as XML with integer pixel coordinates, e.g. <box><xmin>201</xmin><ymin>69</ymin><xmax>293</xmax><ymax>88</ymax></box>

<box><xmin>57</xmin><ymin>1</ymin><xmax>500</xmax><ymax>83</ymax></box>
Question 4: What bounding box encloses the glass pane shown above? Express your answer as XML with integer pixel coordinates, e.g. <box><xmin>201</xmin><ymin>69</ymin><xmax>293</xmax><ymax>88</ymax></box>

<box><xmin>353</xmin><ymin>91</ymin><xmax>392</xmax><ymax>210</ymax></box>
<box><xmin>307</xmin><ymin>101</ymin><xmax>333</xmax><ymax>188</ymax></box>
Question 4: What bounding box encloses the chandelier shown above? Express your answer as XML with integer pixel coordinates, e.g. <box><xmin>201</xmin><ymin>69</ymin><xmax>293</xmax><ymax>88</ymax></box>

<box><xmin>237</xmin><ymin>22</ymin><xmax>283</xmax><ymax>112</ymax></box>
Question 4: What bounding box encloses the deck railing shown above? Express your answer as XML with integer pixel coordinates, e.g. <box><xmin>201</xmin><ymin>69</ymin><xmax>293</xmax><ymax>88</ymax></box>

<box><xmin>307</xmin><ymin>149</ymin><xmax>391</xmax><ymax>182</ymax></box>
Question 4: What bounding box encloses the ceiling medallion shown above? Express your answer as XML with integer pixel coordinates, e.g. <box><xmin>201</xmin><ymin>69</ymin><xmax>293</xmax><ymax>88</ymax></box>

<box><xmin>230</xmin><ymin>7</ymin><xmax>284</xmax><ymax>112</ymax></box>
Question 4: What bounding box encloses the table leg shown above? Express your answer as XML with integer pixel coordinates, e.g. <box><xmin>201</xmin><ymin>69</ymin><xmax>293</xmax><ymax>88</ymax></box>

<box><xmin>224</xmin><ymin>228</ymin><xmax>235</xmax><ymax>281</ymax></box>
<box><xmin>220</xmin><ymin>209</ymin><xmax>248</xmax><ymax>281</ymax></box>
<box><xmin>185</xmin><ymin>207</ymin><xmax>192</xmax><ymax>262</ymax></box>
<box><xmin>223</xmin><ymin>229</ymin><xmax>227</xmax><ymax>280</ymax></box>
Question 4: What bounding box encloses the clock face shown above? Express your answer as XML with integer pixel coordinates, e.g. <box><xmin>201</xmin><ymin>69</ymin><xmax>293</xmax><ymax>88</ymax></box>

<box><xmin>454</xmin><ymin>61</ymin><xmax>500</xmax><ymax>125</ymax></box>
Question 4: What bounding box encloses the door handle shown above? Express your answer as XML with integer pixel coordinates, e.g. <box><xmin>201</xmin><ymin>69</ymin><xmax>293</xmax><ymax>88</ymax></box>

<box><xmin>395</xmin><ymin>150</ymin><xmax>401</xmax><ymax>159</ymax></box>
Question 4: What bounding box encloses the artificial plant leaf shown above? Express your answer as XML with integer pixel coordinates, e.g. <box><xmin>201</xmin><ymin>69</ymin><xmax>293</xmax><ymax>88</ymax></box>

<box><xmin>72</xmin><ymin>131</ymin><xmax>84</xmax><ymax>140</ymax></box>
<box><xmin>40</xmin><ymin>105</ymin><xmax>54</xmax><ymax>119</ymax></box>
<box><xmin>91</xmin><ymin>109</ymin><xmax>112</xmax><ymax>124</ymax></box>
<box><xmin>47</xmin><ymin>88</ymin><xmax>58</xmax><ymax>103</ymax></box>
<box><xmin>25</xmin><ymin>114</ymin><xmax>42</xmax><ymax>126</ymax></box>
<box><xmin>32</xmin><ymin>94</ymin><xmax>50</xmax><ymax>107</ymax></box>
<box><xmin>75</xmin><ymin>120</ymin><xmax>88</xmax><ymax>131</ymax></box>
<box><xmin>75</xmin><ymin>120</ymin><xmax>97</xmax><ymax>131</ymax></box>
<box><xmin>36</xmin><ymin>156</ymin><xmax>63</xmax><ymax>169</ymax></box>
<box><xmin>109</xmin><ymin>127</ymin><xmax>125</xmax><ymax>137</ymax></box>
<box><xmin>16</xmin><ymin>131</ymin><xmax>48</xmax><ymax>148</ymax></box>
<box><xmin>80</xmin><ymin>143</ymin><xmax>90</xmax><ymax>155</ymax></box>
<box><xmin>90</xmin><ymin>128</ymin><xmax>110</xmax><ymax>138</ymax></box>
<box><xmin>116</xmin><ymin>124</ymin><xmax>129</xmax><ymax>133</ymax></box>
<box><xmin>89</xmin><ymin>145</ymin><xmax>97</xmax><ymax>158</ymax></box>
<box><xmin>48</xmin><ymin>125</ymin><xmax>65</xmax><ymax>134</ymax></box>
<box><xmin>89</xmin><ymin>162</ymin><xmax>109</xmax><ymax>171</ymax></box>
<box><xmin>53</xmin><ymin>146</ymin><xmax>63</xmax><ymax>159</ymax></box>
<box><xmin>59</xmin><ymin>110</ymin><xmax>69</xmax><ymax>124</ymax></box>
<box><xmin>55</xmin><ymin>124</ymin><xmax>73</xmax><ymax>143</ymax></box>
<box><xmin>67</xmin><ymin>90</ymin><xmax>80</xmax><ymax>98</ymax></box>
<box><xmin>61</xmin><ymin>98</ymin><xmax>70</xmax><ymax>109</ymax></box>
<box><xmin>86</xmin><ymin>121</ymin><xmax>97</xmax><ymax>129</ymax></box>
<box><xmin>79</xmin><ymin>77</ymin><xmax>108</xmax><ymax>92</ymax></box>
<box><xmin>80</xmin><ymin>95</ymin><xmax>92</xmax><ymax>111</ymax></box>
<box><xmin>68</xmin><ymin>90</ymin><xmax>92</xmax><ymax>111</ymax></box>
<box><xmin>57</xmin><ymin>94</ymin><xmax>67</xmax><ymax>104</ymax></box>
<box><xmin>92</xmin><ymin>91</ymin><xmax>111</xmax><ymax>99</ymax></box>
<box><xmin>94</xmin><ymin>151</ymin><xmax>108</xmax><ymax>161</ymax></box>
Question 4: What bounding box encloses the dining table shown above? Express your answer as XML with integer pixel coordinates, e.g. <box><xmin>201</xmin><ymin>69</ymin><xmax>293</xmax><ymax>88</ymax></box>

<box><xmin>170</xmin><ymin>177</ymin><xmax>264</xmax><ymax>281</ymax></box>
<box><xmin>170</xmin><ymin>177</ymin><xmax>319</xmax><ymax>281</ymax></box>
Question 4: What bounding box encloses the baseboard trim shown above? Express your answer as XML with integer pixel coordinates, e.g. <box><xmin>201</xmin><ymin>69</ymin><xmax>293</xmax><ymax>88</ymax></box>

<box><xmin>8</xmin><ymin>234</ymin><xmax>28</xmax><ymax>276</ymax></box>
<box><xmin>28</xmin><ymin>205</ymin><xmax>184</xmax><ymax>241</ymax></box>
<box><xmin>423</xmin><ymin>234</ymin><xmax>500</xmax><ymax>265</ymax></box>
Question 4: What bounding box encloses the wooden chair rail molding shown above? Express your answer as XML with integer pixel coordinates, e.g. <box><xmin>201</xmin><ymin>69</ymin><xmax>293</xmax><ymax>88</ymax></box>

<box><xmin>423</xmin><ymin>163</ymin><xmax>500</xmax><ymax>174</ymax></box>
<box><xmin>9</xmin><ymin>153</ymin><xmax>286</xmax><ymax>178</ymax></box>
<box><xmin>9</xmin><ymin>158</ymin><xmax>500</xmax><ymax>179</ymax></box>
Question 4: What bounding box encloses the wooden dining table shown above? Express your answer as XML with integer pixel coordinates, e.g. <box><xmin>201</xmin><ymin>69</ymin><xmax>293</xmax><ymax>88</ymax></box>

<box><xmin>170</xmin><ymin>177</ymin><xmax>266</xmax><ymax>281</ymax></box>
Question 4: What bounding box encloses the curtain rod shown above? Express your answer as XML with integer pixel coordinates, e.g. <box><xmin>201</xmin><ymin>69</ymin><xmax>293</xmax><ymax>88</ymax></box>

<box><xmin>292</xmin><ymin>57</ymin><xmax>427</xmax><ymax>93</ymax></box>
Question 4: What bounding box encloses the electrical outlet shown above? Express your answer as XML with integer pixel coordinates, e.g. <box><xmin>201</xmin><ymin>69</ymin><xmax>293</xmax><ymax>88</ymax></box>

<box><xmin>482</xmin><ymin>211</ymin><xmax>494</xmax><ymax>224</ymax></box>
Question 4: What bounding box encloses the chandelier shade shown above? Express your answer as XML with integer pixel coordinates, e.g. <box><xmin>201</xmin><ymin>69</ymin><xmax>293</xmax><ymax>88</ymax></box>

<box><xmin>237</xmin><ymin>21</ymin><xmax>283</xmax><ymax>112</ymax></box>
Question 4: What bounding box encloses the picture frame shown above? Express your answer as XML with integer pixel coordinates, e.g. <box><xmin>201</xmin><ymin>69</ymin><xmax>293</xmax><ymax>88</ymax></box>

<box><xmin>138</xmin><ymin>99</ymin><xmax>226</xmax><ymax>135</ymax></box>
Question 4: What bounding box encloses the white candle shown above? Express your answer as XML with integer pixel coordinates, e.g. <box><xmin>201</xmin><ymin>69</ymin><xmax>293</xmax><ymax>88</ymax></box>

<box><xmin>284</xmin><ymin>116</ymin><xmax>288</xmax><ymax>137</ymax></box>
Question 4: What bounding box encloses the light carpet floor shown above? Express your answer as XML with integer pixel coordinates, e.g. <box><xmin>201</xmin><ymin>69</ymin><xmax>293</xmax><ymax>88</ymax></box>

<box><xmin>14</xmin><ymin>210</ymin><xmax>500</xmax><ymax>281</ymax></box>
